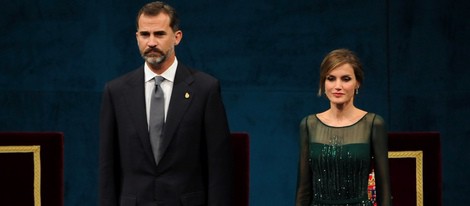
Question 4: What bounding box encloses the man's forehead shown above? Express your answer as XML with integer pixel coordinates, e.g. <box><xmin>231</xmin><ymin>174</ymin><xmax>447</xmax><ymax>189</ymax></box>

<box><xmin>137</xmin><ymin>14</ymin><xmax>171</xmax><ymax>31</ymax></box>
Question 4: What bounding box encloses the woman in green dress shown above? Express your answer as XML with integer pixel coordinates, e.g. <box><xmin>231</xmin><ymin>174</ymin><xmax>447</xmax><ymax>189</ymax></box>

<box><xmin>296</xmin><ymin>49</ymin><xmax>392</xmax><ymax>206</ymax></box>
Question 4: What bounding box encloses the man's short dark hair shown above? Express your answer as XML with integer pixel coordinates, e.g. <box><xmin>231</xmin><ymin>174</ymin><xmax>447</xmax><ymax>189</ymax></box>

<box><xmin>136</xmin><ymin>1</ymin><xmax>180</xmax><ymax>32</ymax></box>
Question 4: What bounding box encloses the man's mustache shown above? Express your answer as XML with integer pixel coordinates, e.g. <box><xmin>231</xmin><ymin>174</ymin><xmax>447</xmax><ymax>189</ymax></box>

<box><xmin>144</xmin><ymin>48</ymin><xmax>163</xmax><ymax>55</ymax></box>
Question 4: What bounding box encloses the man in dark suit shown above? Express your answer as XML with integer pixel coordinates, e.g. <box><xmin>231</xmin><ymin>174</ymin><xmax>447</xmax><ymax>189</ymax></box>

<box><xmin>99</xmin><ymin>2</ymin><xmax>233</xmax><ymax>205</ymax></box>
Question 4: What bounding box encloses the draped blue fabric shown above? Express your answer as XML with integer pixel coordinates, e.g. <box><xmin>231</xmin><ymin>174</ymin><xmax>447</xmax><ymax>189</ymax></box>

<box><xmin>0</xmin><ymin>0</ymin><xmax>468</xmax><ymax>205</ymax></box>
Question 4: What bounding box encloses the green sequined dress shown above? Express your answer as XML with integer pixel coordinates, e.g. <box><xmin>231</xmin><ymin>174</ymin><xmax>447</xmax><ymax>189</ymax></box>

<box><xmin>296</xmin><ymin>113</ymin><xmax>392</xmax><ymax>206</ymax></box>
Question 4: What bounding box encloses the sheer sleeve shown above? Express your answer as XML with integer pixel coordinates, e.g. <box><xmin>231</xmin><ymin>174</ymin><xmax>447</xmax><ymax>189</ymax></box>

<box><xmin>296</xmin><ymin>116</ymin><xmax>313</xmax><ymax>206</ymax></box>
<box><xmin>371</xmin><ymin>115</ymin><xmax>392</xmax><ymax>206</ymax></box>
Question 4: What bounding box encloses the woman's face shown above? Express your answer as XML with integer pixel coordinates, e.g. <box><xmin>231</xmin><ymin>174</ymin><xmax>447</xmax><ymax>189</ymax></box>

<box><xmin>324</xmin><ymin>63</ymin><xmax>359</xmax><ymax>106</ymax></box>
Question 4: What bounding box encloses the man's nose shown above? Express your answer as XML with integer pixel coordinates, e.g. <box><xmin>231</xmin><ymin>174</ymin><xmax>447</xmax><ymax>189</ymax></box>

<box><xmin>148</xmin><ymin>36</ymin><xmax>158</xmax><ymax>47</ymax></box>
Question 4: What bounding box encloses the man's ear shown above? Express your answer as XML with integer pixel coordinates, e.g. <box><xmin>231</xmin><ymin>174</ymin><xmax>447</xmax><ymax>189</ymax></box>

<box><xmin>174</xmin><ymin>30</ymin><xmax>183</xmax><ymax>45</ymax></box>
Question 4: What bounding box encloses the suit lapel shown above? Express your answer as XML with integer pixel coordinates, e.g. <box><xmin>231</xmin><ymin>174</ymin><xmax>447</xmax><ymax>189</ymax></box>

<box><xmin>156</xmin><ymin>64</ymin><xmax>194</xmax><ymax>164</ymax></box>
<box><xmin>122</xmin><ymin>67</ymin><xmax>155</xmax><ymax>160</ymax></box>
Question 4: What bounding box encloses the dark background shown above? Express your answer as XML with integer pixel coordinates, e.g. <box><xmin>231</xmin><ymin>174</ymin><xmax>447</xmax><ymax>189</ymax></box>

<box><xmin>1</xmin><ymin>0</ymin><xmax>468</xmax><ymax>205</ymax></box>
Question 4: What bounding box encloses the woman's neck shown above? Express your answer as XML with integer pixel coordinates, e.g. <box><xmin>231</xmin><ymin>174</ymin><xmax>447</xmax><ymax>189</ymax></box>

<box><xmin>330</xmin><ymin>101</ymin><xmax>356</xmax><ymax>116</ymax></box>
<box><xmin>318</xmin><ymin>103</ymin><xmax>366</xmax><ymax>127</ymax></box>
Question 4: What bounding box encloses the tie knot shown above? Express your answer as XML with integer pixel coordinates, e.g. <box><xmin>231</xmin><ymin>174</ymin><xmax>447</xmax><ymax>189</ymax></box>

<box><xmin>154</xmin><ymin>76</ymin><xmax>165</xmax><ymax>85</ymax></box>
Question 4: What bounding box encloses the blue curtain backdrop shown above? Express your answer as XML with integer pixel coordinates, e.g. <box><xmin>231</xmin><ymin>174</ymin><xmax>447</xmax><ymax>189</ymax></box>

<box><xmin>1</xmin><ymin>0</ymin><xmax>468</xmax><ymax>205</ymax></box>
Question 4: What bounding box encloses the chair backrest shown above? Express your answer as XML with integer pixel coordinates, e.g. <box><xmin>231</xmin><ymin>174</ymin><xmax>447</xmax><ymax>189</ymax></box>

<box><xmin>0</xmin><ymin>132</ymin><xmax>64</xmax><ymax>206</ymax></box>
<box><xmin>231</xmin><ymin>132</ymin><xmax>250</xmax><ymax>206</ymax></box>
<box><xmin>387</xmin><ymin>132</ymin><xmax>442</xmax><ymax>206</ymax></box>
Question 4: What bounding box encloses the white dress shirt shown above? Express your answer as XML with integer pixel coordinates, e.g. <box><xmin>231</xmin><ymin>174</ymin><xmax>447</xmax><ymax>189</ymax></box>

<box><xmin>144</xmin><ymin>58</ymin><xmax>178</xmax><ymax>128</ymax></box>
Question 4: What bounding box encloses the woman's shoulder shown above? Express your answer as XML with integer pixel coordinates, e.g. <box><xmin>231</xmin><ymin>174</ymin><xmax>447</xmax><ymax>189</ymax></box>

<box><xmin>300</xmin><ymin>114</ymin><xmax>319</xmax><ymax>126</ymax></box>
<box><xmin>365</xmin><ymin>112</ymin><xmax>386</xmax><ymax>126</ymax></box>
<box><xmin>302</xmin><ymin>113</ymin><xmax>321</xmax><ymax>121</ymax></box>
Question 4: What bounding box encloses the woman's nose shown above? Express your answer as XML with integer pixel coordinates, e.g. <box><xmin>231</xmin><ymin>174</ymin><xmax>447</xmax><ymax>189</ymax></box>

<box><xmin>334</xmin><ymin>81</ymin><xmax>342</xmax><ymax>89</ymax></box>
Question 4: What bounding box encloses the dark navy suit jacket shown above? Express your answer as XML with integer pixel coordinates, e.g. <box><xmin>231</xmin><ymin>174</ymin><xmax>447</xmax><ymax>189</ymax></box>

<box><xmin>99</xmin><ymin>63</ymin><xmax>233</xmax><ymax>206</ymax></box>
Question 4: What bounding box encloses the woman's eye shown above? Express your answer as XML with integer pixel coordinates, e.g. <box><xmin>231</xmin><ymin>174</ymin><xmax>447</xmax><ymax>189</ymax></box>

<box><xmin>326</xmin><ymin>76</ymin><xmax>335</xmax><ymax>81</ymax></box>
<box><xmin>342</xmin><ymin>77</ymin><xmax>351</xmax><ymax>81</ymax></box>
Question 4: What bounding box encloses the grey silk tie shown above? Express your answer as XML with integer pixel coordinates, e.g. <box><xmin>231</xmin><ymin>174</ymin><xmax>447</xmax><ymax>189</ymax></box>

<box><xmin>149</xmin><ymin>76</ymin><xmax>165</xmax><ymax>165</ymax></box>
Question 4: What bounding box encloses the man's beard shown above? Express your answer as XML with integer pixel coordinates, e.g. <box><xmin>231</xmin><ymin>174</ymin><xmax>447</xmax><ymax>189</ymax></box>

<box><xmin>142</xmin><ymin>48</ymin><xmax>167</xmax><ymax>67</ymax></box>
<box><xmin>144</xmin><ymin>55</ymin><xmax>166</xmax><ymax>67</ymax></box>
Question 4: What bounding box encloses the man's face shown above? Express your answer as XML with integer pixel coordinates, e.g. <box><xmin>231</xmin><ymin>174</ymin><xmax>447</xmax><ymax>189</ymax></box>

<box><xmin>136</xmin><ymin>13</ymin><xmax>182</xmax><ymax>72</ymax></box>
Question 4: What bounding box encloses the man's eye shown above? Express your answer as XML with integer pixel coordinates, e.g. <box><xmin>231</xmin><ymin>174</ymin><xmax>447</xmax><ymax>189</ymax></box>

<box><xmin>154</xmin><ymin>32</ymin><xmax>166</xmax><ymax>37</ymax></box>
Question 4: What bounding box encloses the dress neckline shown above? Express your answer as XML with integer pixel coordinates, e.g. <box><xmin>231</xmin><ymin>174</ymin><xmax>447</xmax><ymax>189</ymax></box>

<box><xmin>314</xmin><ymin>112</ymin><xmax>370</xmax><ymax>128</ymax></box>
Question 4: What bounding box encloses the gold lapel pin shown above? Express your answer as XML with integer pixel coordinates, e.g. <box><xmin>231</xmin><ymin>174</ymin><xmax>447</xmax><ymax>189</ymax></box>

<box><xmin>185</xmin><ymin>92</ymin><xmax>190</xmax><ymax>99</ymax></box>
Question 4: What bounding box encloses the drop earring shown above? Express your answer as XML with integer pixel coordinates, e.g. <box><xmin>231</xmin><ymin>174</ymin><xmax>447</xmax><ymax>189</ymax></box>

<box><xmin>355</xmin><ymin>88</ymin><xmax>359</xmax><ymax>95</ymax></box>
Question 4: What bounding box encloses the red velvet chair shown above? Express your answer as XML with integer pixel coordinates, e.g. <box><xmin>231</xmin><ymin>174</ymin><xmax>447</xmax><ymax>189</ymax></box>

<box><xmin>0</xmin><ymin>132</ymin><xmax>64</xmax><ymax>206</ymax></box>
<box><xmin>231</xmin><ymin>132</ymin><xmax>250</xmax><ymax>206</ymax></box>
<box><xmin>387</xmin><ymin>132</ymin><xmax>442</xmax><ymax>206</ymax></box>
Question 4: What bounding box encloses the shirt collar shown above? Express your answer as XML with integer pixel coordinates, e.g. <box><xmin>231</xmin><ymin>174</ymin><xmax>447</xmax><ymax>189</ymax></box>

<box><xmin>144</xmin><ymin>57</ymin><xmax>178</xmax><ymax>83</ymax></box>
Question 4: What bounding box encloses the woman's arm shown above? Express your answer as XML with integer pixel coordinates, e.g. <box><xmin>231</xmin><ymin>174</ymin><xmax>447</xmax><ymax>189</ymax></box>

<box><xmin>296</xmin><ymin>116</ymin><xmax>313</xmax><ymax>206</ymax></box>
<box><xmin>371</xmin><ymin>115</ymin><xmax>392</xmax><ymax>206</ymax></box>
